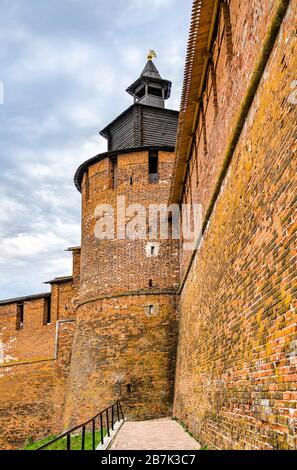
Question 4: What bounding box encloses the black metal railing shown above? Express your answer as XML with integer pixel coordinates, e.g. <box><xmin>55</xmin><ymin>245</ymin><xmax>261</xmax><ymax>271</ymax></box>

<box><xmin>36</xmin><ymin>399</ymin><xmax>124</xmax><ymax>450</ymax></box>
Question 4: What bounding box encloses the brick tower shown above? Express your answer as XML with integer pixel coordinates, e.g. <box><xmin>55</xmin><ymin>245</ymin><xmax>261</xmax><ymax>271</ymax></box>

<box><xmin>63</xmin><ymin>55</ymin><xmax>180</xmax><ymax>426</ymax></box>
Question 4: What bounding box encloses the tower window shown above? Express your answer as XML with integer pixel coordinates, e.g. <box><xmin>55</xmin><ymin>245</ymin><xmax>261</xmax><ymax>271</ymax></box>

<box><xmin>149</xmin><ymin>279</ymin><xmax>153</xmax><ymax>287</ymax></box>
<box><xmin>111</xmin><ymin>157</ymin><xmax>118</xmax><ymax>189</ymax></box>
<box><xmin>146</xmin><ymin>242</ymin><xmax>159</xmax><ymax>257</ymax></box>
<box><xmin>43</xmin><ymin>297</ymin><xmax>51</xmax><ymax>325</ymax></box>
<box><xmin>127</xmin><ymin>384</ymin><xmax>132</xmax><ymax>393</ymax></box>
<box><xmin>148</xmin><ymin>86</ymin><xmax>162</xmax><ymax>97</ymax></box>
<box><xmin>16</xmin><ymin>303</ymin><xmax>24</xmax><ymax>330</ymax></box>
<box><xmin>148</xmin><ymin>305</ymin><xmax>154</xmax><ymax>316</ymax></box>
<box><xmin>135</xmin><ymin>86</ymin><xmax>145</xmax><ymax>100</ymax></box>
<box><xmin>149</xmin><ymin>150</ymin><xmax>159</xmax><ymax>183</ymax></box>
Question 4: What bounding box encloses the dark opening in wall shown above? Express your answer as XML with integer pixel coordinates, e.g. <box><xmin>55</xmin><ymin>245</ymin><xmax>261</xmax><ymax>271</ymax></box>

<box><xmin>149</xmin><ymin>279</ymin><xmax>153</xmax><ymax>287</ymax></box>
<box><xmin>44</xmin><ymin>297</ymin><xmax>51</xmax><ymax>325</ymax></box>
<box><xmin>130</xmin><ymin>176</ymin><xmax>133</xmax><ymax>185</ymax></box>
<box><xmin>16</xmin><ymin>303</ymin><xmax>24</xmax><ymax>330</ymax></box>
<box><xmin>135</xmin><ymin>86</ymin><xmax>145</xmax><ymax>100</ymax></box>
<box><xmin>151</xmin><ymin>245</ymin><xmax>155</xmax><ymax>256</ymax></box>
<box><xmin>148</xmin><ymin>305</ymin><xmax>154</xmax><ymax>316</ymax></box>
<box><xmin>127</xmin><ymin>384</ymin><xmax>132</xmax><ymax>393</ymax></box>
<box><xmin>111</xmin><ymin>157</ymin><xmax>118</xmax><ymax>189</ymax></box>
<box><xmin>148</xmin><ymin>86</ymin><xmax>163</xmax><ymax>97</ymax></box>
<box><xmin>149</xmin><ymin>150</ymin><xmax>159</xmax><ymax>183</ymax></box>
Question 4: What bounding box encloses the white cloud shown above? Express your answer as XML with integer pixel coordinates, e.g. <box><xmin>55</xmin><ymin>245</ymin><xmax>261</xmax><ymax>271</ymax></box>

<box><xmin>0</xmin><ymin>233</ymin><xmax>59</xmax><ymax>261</ymax></box>
<box><xmin>0</xmin><ymin>0</ymin><xmax>190</xmax><ymax>298</ymax></box>
<box><xmin>127</xmin><ymin>0</ymin><xmax>171</xmax><ymax>13</ymax></box>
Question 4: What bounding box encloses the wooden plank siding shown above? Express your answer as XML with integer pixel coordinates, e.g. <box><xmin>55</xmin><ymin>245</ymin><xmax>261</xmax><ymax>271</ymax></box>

<box><xmin>101</xmin><ymin>103</ymin><xmax>179</xmax><ymax>152</ymax></box>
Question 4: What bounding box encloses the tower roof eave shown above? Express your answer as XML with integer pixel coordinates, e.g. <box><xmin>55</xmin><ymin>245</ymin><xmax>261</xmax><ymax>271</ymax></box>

<box><xmin>100</xmin><ymin>104</ymin><xmax>135</xmax><ymax>139</ymax></box>
<box><xmin>74</xmin><ymin>144</ymin><xmax>176</xmax><ymax>193</ymax></box>
<box><xmin>0</xmin><ymin>292</ymin><xmax>51</xmax><ymax>306</ymax></box>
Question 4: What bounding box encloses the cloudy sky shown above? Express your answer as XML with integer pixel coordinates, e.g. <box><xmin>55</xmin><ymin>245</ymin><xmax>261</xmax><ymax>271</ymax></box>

<box><xmin>0</xmin><ymin>0</ymin><xmax>192</xmax><ymax>299</ymax></box>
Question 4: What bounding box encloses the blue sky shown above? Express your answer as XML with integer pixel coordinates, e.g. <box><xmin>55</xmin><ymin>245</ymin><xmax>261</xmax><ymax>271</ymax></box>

<box><xmin>0</xmin><ymin>0</ymin><xmax>192</xmax><ymax>299</ymax></box>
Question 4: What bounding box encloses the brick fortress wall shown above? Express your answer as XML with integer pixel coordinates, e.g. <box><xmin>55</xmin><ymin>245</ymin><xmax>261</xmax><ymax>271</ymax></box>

<box><xmin>0</xmin><ymin>252</ymin><xmax>79</xmax><ymax>449</ymax></box>
<box><xmin>0</xmin><ymin>0</ymin><xmax>295</xmax><ymax>451</ymax></box>
<box><xmin>173</xmin><ymin>0</ymin><xmax>297</xmax><ymax>449</ymax></box>
<box><xmin>63</xmin><ymin>149</ymin><xmax>180</xmax><ymax>427</ymax></box>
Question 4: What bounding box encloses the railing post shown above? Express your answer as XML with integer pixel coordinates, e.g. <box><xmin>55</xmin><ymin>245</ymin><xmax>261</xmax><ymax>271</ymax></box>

<box><xmin>111</xmin><ymin>404</ymin><xmax>114</xmax><ymax>430</ymax></box>
<box><xmin>81</xmin><ymin>425</ymin><xmax>85</xmax><ymax>450</ymax></box>
<box><xmin>35</xmin><ymin>400</ymin><xmax>121</xmax><ymax>450</ymax></box>
<box><xmin>117</xmin><ymin>400</ymin><xmax>120</xmax><ymax>422</ymax></box>
<box><xmin>92</xmin><ymin>418</ymin><xmax>96</xmax><ymax>450</ymax></box>
<box><xmin>106</xmin><ymin>409</ymin><xmax>110</xmax><ymax>437</ymax></box>
<box><xmin>100</xmin><ymin>413</ymin><xmax>104</xmax><ymax>445</ymax></box>
<box><xmin>67</xmin><ymin>433</ymin><xmax>71</xmax><ymax>451</ymax></box>
<box><xmin>119</xmin><ymin>400</ymin><xmax>124</xmax><ymax>420</ymax></box>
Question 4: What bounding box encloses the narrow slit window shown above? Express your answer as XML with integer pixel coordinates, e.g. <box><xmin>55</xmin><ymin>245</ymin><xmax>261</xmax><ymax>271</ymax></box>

<box><xmin>44</xmin><ymin>297</ymin><xmax>51</xmax><ymax>325</ymax></box>
<box><xmin>111</xmin><ymin>157</ymin><xmax>118</xmax><ymax>189</ymax></box>
<box><xmin>127</xmin><ymin>384</ymin><xmax>132</xmax><ymax>393</ymax></box>
<box><xmin>149</xmin><ymin>279</ymin><xmax>153</xmax><ymax>287</ymax></box>
<box><xmin>149</xmin><ymin>150</ymin><xmax>159</xmax><ymax>183</ymax></box>
<box><xmin>16</xmin><ymin>303</ymin><xmax>24</xmax><ymax>330</ymax></box>
<box><xmin>151</xmin><ymin>245</ymin><xmax>155</xmax><ymax>255</ymax></box>
<box><xmin>148</xmin><ymin>305</ymin><xmax>154</xmax><ymax>316</ymax></box>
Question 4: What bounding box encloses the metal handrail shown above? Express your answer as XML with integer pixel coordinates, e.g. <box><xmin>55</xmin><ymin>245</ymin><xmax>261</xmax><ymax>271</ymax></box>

<box><xmin>36</xmin><ymin>399</ymin><xmax>124</xmax><ymax>450</ymax></box>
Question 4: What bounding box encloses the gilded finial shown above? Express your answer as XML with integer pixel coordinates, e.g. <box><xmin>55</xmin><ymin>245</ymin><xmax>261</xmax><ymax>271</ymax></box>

<box><xmin>147</xmin><ymin>50</ymin><xmax>157</xmax><ymax>61</ymax></box>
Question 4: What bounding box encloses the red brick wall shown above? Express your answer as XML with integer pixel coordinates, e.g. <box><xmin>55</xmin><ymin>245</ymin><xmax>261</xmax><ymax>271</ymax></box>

<box><xmin>173</xmin><ymin>0</ymin><xmax>297</xmax><ymax>450</ymax></box>
<box><xmin>79</xmin><ymin>150</ymin><xmax>179</xmax><ymax>302</ymax></box>
<box><xmin>180</xmin><ymin>0</ymin><xmax>287</xmax><ymax>275</ymax></box>
<box><xmin>51</xmin><ymin>281</ymin><xmax>77</xmax><ymax>321</ymax></box>
<box><xmin>0</xmin><ymin>279</ymin><xmax>78</xmax><ymax>449</ymax></box>
<box><xmin>0</xmin><ymin>320</ymin><xmax>75</xmax><ymax>449</ymax></box>
<box><xmin>0</xmin><ymin>0</ymin><xmax>295</xmax><ymax>451</ymax></box>
<box><xmin>0</xmin><ymin>298</ymin><xmax>56</xmax><ymax>365</ymax></box>
<box><xmin>64</xmin><ymin>294</ymin><xmax>178</xmax><ymax>427</ymax></box>
<box><xmin>64</xmin><ymin>149</ymin><xmax>180</xmax><ymax>427</ymax></box>
<box><xmin>72</xmin><ymin>249</ymin><xmax>81</xmax><ymax>290</ymax></box>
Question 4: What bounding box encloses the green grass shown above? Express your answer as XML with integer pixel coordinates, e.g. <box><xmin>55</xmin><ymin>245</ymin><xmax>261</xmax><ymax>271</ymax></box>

<box><xmin>172</xmin><ymin>417</ymin><xmax>205</xmax><ymax>448</ymax></box>
<box><xmin>24</xmin><ymin>430</ymin><xmax>104</xmax><ymax>450</ymax></box>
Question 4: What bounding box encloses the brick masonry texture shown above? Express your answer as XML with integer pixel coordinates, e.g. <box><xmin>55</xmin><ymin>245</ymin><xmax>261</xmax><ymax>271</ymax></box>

<box><xmin>64</xmin><ymin>294</ymin><xmax>178</xmax><ymax>427</ymax></box>
<box><xmin>0</xmin><ymin>277</ymin><xmax>77</xmax><ymax>449</ymax></box>
<box><xmin>63</xmin><ymin>149</ymin><xmax>179</xmax><ymax>428</ymax></box>
<box><xmin>173</xmin><ymin>0</ymin><xmax>297</xmax><ymax>450</ymax></box>
<box><xmin>0</xmin><ymin>0</ymin><xmax>296</xmax><ymax>451</ymax></box>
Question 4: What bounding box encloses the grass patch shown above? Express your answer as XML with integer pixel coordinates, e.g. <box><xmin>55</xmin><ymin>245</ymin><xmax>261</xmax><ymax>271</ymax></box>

<box><xmin>24</xmin><ymin>430</ymin><xmax>104</xmax><ymax>450</ymax></box>
<box><xmin>172</xmin><ymin>417</ymin><xmax>205</xmax><ymax>448</ymax></box>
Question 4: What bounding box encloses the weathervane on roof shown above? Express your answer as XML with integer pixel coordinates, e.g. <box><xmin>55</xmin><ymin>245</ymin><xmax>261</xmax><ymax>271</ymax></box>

<box><xmin>147</xmin><ymin>50</ymin><xmax>157</xmax><ymax>61</ymax></box>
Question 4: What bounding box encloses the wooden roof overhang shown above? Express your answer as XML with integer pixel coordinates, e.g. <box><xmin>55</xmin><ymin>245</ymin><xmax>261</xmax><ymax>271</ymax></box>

<box><xmin>0</xmin><ymin>292</ymin><xmax>51</xmax><ymax>306</ymax></box>
<box><xmin>44</xmin><ymin>276</ymin><xmax>73</xmax><ymax>285</ymax></box>
<box><xmin>169</xmin><ymin>0</ymin><xmax>220</xmax><ymax>204</ymax></box>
